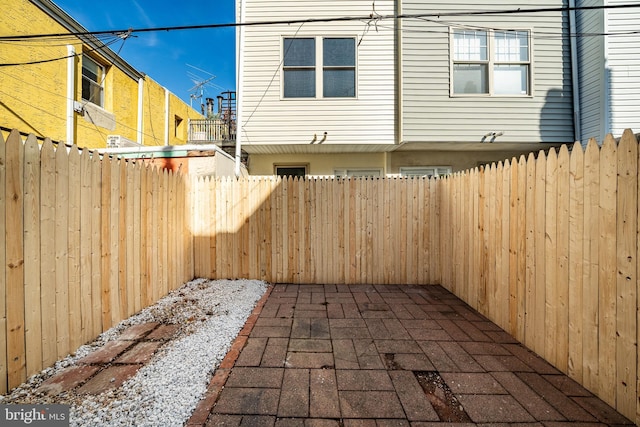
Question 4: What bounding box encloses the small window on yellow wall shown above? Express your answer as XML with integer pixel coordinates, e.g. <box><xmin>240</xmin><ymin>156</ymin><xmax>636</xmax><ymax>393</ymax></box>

<box><xmin>175</xmin><ymin>115</ymin><xmax>184</xmax><ymax>139</ymax></box>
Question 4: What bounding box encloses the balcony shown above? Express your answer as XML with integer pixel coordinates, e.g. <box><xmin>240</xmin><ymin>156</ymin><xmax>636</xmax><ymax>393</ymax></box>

<box><xmin>188</xmin><ymin>118</ymin><xmax>236</xmax><ymax>145</ymax></box>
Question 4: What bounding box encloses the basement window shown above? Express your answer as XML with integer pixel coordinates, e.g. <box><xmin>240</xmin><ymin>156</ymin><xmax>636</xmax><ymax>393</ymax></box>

<box><xmin>276</xmin><ymin>165</ymin><xmax>307</xmax><ymax>177</ymax></box>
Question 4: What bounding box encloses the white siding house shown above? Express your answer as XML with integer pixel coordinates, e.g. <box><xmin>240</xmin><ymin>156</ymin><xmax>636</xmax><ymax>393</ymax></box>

<box><xmin>400</xmin><ymin>1</ymin><xmax>574</xmax><ymax>145</ymax></box>
<box><xmin>576</xmin><ymin>0</ymin><xmax>640</xmax><ymax>143</ymax></box>
<box><xmin>237</xmin><ymin>0</ymin><xmax>574</xmax><ymax>176</ymax></box>
<box><xmin>237</xmin><ymin>0</ymin><xmax>396</xmax><ymax>175</ymax></box>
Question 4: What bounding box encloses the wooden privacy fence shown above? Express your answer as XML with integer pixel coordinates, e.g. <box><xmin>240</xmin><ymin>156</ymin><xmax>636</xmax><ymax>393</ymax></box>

<box><xmin>4</xmin><ymin>125</ymin><xmax>640</xmax><ymax>423</ymax></box>
<box><xmin>0</xmin><ymin>130</ymin><xmax>193</xmax><ymax>394</ymax></box>
<box><xmin>438</xmin><ymin>129</ymin><xmax>640</xmax><ymax>423</ymax></box>
<box><xmin>192</xmin><ymin>129</ymin><xmax>640</xmax><ymax>423</ymax></box>
<box><xmin>191</xmin><ymin>175</ymin><xmax>441</xmax><ymax>285</ymax></box>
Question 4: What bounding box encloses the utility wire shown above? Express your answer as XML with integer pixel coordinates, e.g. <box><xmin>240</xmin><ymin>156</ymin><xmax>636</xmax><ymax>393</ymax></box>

<box><xmin>0</xmin><ymin>36</ymin><xmax>122</xmax><ymax>67</ymax></box>
<box><xmin>0</xmin><ymin>3</ymin><xmax>639</xmax><ymax>41</ymax></box>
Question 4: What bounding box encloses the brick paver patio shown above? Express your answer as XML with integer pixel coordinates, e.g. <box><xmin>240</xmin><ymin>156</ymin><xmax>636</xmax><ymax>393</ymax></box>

<box><xmin>190</xmin><ymin>284</ymin><xmax>634</xmax><ymax>427</ymax></box>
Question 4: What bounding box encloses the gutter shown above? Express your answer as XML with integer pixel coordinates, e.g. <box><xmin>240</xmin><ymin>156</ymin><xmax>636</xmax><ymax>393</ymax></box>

<box><xmin>568</xmin><ymin>0</ymin><xmax>581</xmax><ymax>143</ymax></box>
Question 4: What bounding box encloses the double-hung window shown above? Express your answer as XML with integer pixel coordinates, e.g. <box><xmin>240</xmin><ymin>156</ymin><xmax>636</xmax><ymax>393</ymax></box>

<box><xmin>283</xmin><ymin>37</ymin><xmax>356</xmax><ymax>98</ymax></box>
<box><xmin>82</xmin><ymin>55</ymin><xmax>105</xmax><ymax>107</ymax></box>
<box><xmin>451</xmin><ymin>29</ymin><xmax>530</xmax><ymax>96</ymax></box>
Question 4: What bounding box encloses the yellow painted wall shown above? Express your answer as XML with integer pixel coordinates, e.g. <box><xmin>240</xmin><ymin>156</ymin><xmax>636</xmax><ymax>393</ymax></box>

<box><xmin>168</xmin><ymin>90</ymin><xmax>202</xmax><ymax>145</ymax></box>
<box><xmin>0</xmin><ymin>0</ymin><xmax>203</xmax><ymax>149</ymax></box>
<box><xmin>0</xmin><ymin>0</ymin><xmax>73</xmax><ymax>143</ymax></box>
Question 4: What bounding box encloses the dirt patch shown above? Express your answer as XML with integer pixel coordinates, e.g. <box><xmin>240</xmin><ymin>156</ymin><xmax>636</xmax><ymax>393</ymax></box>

<box><xmin>415</xmin><ymin>371</ymin><xmax>471</xmax><ymax>423</ymax></box>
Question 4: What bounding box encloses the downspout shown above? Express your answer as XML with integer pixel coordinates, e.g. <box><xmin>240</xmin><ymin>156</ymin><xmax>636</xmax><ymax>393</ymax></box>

<box><xmin>568</xmin><ymin>0</ymin><xmax>581</xmax><ymax>143</ymax></box>
<box><xmin>235</xmin><ymin>0</ymin><xmax>245</xmax><ymax>177</ymax></box>
<box><xmin>66</xmin><ymin>45</ymin><xmax>75</xmax><ymax>145</ymax></box>
<box><xmin>164</xmin><ymin>88</ymin><xmax>170</xmax><ymax>146</ymax></box>
<box><xmin>137</xmin><ymin>77</ymin><xmax>144</xmax><ymax>145</ymax></box>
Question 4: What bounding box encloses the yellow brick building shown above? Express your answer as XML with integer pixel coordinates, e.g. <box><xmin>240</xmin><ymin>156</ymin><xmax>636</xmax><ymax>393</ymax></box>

<box><xmin>0</xmin><ymin>0</ymin><xmax>203</xmax><ymax>148</ymax></box>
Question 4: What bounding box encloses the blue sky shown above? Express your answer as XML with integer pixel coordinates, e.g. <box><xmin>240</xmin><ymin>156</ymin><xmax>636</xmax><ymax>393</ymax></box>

<box><xmin>54</xmin><ymin>0</ymin><xmax>236</xmax><ymax>108</ymax></box>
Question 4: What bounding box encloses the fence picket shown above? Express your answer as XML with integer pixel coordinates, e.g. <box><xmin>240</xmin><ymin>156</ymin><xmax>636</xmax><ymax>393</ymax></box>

<box><xmin>0</xmin><ymin>132</ymin><xmax>5</xmax><ymax>394</ymax></box>
<box><xmin>23</xmin><ymin>135</ymin><xmax>41</xmax><ymax>378</ymax></box>
<box><xmin>545</xmin><ymin>149</ymin><xmax>558</xmax><ymax>365</ymax></box>
<box><xmin>599</xmin><ymin>134</ymin><xmax>618</xmax><ymax>406</ymax></box>
<box><xmin>5</xmin><ymin>130</ymin><xmax>26</xmax><ymax>387</ymax></box>
<box><xmin>40</xmin><ymin>139</ymin><xmax>56</xmax><ymax>369</ymax></box>
<box><xmin>568</xmin><ymin>143</ymin><xmax>585</xmax><ymax>382</ymax></box>
<box><xmin>582</xmin><ymin>138</ymin><xmax>600</xmax><ymax>393</ymax></box>
<box><xmin>616</xmin><ymin>129</ymin><xmax>637</xmax><ymax>416</ymax></box>
<box><xmin>556</xmin><ymin>145</ymin><xmax>570</xmax><ymax>372</ymax></box>
<box><xmin>80</xmin><ymin>149</ymin><xmax>93</xmax><ymax>344</ymax></box>
<box><xmin>515</xmin><ymin>156</ymin><xmax>527</xmax><ymax>342</ymax></box>
<box><xmin>67</xmin><ymin>146</ymin><xmax>81</xmax><ymax>351</ymax></box>
<box><xmin>125</xmin><ymin>162</ymin><xmax>135</xmax><ymax>314</ymax></box>
<box><xmin>55</xmin><ymin>141</ymin><xmax>70</xmax><ymax>360</ymax></box>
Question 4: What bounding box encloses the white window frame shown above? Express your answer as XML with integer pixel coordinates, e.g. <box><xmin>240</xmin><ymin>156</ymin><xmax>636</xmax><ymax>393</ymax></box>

<box><xmin>450</xmin><ymin>28</ymin><xmax>532</xmax><ymax>97</ymax></box>
<box><xmin>82</xmin><ymin>55</ymin><xmax>106</xmax><ymax>107</ymax></box>
<box><xmin>282</xmin><ymin>36</ymin><xmax>357</xmax><ymax>99</ymax></box>
<box><xmin>400</xmin><ymin>166</ymin><xmax>452</xmax><ymax>178</ymax></box>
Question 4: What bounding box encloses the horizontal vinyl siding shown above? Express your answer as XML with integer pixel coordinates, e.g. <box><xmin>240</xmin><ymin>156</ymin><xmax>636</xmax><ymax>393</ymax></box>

<box><xmin>577</xmin><ymin>0</ymin><xmax>605</xmax><ymax>142</ymax></box>
<box><xmin>401</xmin><ymin>1</ymin><xmax>574</xmax><ymax>144</ymax></box>
<box><xmin>606</xmin><ymin>0</ymin><xmax>640</xmax><ymax>136</ymax></box>
<box><xmin>239</xmin><ymin>0</ymin><xmax>396</xmax><ymax>147</ymax></box>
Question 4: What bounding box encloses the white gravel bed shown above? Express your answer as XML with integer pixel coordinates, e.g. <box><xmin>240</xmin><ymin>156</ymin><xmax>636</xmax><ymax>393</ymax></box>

<box><xmin>0</xmin><ymin>278</ymin><xmax>268</xmax><ymax>427</ymax></box>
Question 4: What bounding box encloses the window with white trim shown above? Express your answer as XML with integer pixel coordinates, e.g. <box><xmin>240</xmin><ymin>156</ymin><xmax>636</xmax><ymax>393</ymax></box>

<box><xmin>451</xmin><ymin>29</ymin><xmax>530</xmax><ymax>96</ymax></box>
<box><xmin>283</xmin><ymin>37</ymin><xmax>356</xmax><ymax>98</ymax></box>
<box><xmin>400</xmin><ymin>166</ymin><xmax>451</xmax><ymax>178</ymax></box>
<box><xmin>82</xmin><ymin>55</ymin><xmax>105</xmax><ymax>107</ymax></box>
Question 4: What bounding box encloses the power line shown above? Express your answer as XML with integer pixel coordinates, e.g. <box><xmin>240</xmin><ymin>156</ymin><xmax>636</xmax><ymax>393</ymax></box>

<box><xmin>0</xmin><ymin>3</ymin><xmax>639</xmax><ymax>42</ymax></box>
